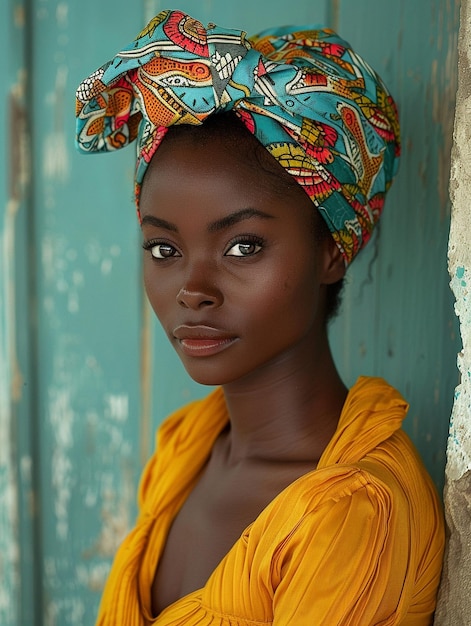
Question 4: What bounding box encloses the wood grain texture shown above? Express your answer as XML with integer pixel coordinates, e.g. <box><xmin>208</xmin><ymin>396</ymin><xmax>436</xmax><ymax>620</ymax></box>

<box><xmin>329</xmin><ymin>0</ymin><xmax>460</xmax><ymax>491</ymax></box>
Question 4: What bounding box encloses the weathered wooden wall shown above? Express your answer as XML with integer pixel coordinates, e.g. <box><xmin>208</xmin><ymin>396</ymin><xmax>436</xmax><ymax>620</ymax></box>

<box><xmin>1</xmin><ymin>1</ymin><xmax>37</xmax><ymax>623</ymax></box>
<box><xmin>0</xmin><ymin>1</ymin><xmax>460</xmax><ymax>624</ymax></box>
<box><xmin>329</xmin><ymin>0</ymin><xmax>460</xmax><ymax>491</ymax></box>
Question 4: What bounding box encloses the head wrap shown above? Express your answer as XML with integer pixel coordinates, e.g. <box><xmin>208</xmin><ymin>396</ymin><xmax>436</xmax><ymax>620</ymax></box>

<box><xmin>75</xmin><ymin>9</ymin><xmax>400</xmax><ymax>264</ymax></box>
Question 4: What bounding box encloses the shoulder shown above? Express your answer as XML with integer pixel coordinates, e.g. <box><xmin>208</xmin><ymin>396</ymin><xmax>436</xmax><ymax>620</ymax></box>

<box><xmin>246</xmin><ymin>465</ymin><xmax>393</xmax><ymax>566</ymax></box>
<box><xmin>252</xmin><ymin>459</ymin><xmax>443</xmax><ymax>569</ymax></box>
<box><xmin>254</xmin><ymin>465</ymin><xmax>443</xmax><ymax>624</ymax></box>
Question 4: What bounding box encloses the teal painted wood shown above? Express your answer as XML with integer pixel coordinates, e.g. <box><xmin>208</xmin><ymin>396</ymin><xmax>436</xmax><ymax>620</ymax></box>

<box><xmin>328</xmin><ymin>0</ymin><xmax>460</xmax><ymax>491</ymax></box>
<box><xmin>146</xmin><ymin>0</ymin><xmax>330</xmax><ymax>32</ymax></box>
<box><xmin>0</xmin><ymin>2</ymin><xmax>18</xmax><ymax>622</ymax></box>
<box><xmin>1</xmin><ymin>1</ymin><xmax>459</xmax><ymax>625</ymax></box>
<box><xmin>1</xmin><ymin>1</ymin><xmax>39</xmax><ymax>624</ymax></box>
<box><xmin>30</xmin><ymin>1</ymin><xmax>145</xmax><ymax>623</ymax></box>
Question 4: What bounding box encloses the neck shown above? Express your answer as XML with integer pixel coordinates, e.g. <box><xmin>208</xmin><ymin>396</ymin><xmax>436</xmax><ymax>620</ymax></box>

<box><xmin>220</xmin><ymin>329</ymin><xmax>347</xmax><ymax>466</ymax></box>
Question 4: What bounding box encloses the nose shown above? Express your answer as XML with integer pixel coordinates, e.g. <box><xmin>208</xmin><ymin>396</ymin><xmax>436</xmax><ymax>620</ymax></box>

<box><xmin>176</xmin><ymin>272</ymin><xmax>223</xmax><ymax>310</ymax></box>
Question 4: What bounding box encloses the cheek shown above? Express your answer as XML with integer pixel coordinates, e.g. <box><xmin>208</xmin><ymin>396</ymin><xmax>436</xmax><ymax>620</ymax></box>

<box><xmin>143</xmin><ymin>262</ymin><xmax>173</xmax><ymax>320</ymax></box>
<box><xmin>248</xmin><ymin>258</ymin><xmax>320</xmax><ymax>328</ymax></box>
<box><xmin>143</xmin><ymin>262</ymin><xmax>155</xmax><ymax>303</ymax></box>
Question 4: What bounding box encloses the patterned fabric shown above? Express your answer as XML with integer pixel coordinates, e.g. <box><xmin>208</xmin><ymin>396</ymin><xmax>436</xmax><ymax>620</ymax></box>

<box><xmin>75</xmin><ymin>10</ymin><xmax>401</xmax><ymax>264</ymax></box>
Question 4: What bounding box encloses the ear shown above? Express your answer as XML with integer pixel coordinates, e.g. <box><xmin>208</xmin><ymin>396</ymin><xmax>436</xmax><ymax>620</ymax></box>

<box><xmin>320</xmin><ymin>237</ymin><xmax>347</xmax><ymax>285</ymax></box>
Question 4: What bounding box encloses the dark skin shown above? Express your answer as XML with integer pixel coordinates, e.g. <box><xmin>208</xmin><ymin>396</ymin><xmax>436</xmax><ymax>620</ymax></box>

<box><xmin>139</xmin><ymin>119</ymin><xmax>347</xmax><ymax>616</ymax></box>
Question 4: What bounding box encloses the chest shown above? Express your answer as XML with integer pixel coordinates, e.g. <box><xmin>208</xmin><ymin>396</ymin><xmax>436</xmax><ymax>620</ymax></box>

<box><xmin>151</xmin><ymin>457</ymin><xmax>316</xmax><ymax>616</ymax></box>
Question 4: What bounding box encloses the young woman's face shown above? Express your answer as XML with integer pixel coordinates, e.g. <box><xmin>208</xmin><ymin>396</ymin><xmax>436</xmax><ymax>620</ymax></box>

<box><xmin>140</xmin><ymin>129</ymin><xmax>341</xmax><ymax>386</ymax></box>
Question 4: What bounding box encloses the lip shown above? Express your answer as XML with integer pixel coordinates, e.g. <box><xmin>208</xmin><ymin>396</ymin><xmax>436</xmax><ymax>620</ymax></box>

<box><xmin>173</xmin><ymin>324</ymin><xmax>238</xmax><ymax>358</ymax></box>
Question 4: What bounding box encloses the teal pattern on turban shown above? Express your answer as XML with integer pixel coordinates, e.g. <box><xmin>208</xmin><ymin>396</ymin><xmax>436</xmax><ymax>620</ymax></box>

<box><xmin>75</xmin><ymin>9</ymin><xmax>400</xmax><ymax>264</ymax></box>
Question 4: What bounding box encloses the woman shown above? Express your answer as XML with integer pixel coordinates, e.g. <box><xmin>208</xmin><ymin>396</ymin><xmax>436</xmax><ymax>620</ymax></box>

<box><xmin>76</xmin><ymin>10</ymin><xmax>444</xmax><ymax>624</ymax></box>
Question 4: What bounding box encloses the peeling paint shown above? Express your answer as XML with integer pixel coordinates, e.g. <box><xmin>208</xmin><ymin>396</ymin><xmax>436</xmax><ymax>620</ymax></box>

<box><xmin>43</xmin><ymin>65</ymin><xmax>70</xmax><ymax>182</ymax></box>
<box><xmin>100</xmin><ymin>258</ymin><xmax>113</xmax><ymax>275</ymax></box>
<box><xmin>13</xmin><ymin>4</ymin><xmax>25</xmax><ymax>28</ymax></box>
<box><xmin>42</xmin><ymin>235</ymin><xmax>86</xmax><ymax>316</ymax></box>
<box><xmin>43</xmin><ymin>131</ymin><xmax>70</xmax><ymax>182</ymax></box>
<box><xmin>81</xmin><ymin>461</ymin><xmax>135</xmax><ymax>567</ymax></box>
<box><xmin>9</xmin><ymin>69</ymin><xmax>29</xmax><ymax>201</ymax></box>
<box><xmin>0</xmin><ymin>78</ymin><xmax>28</xmax><ymax>626</ymax></box>
<box><xmin>45</xmin><ymin>597</ymin><xmax>86</xmax><ymax>626</ymax></box>
<box><xmin>56</xmin><ymin>2</ymin><xmax>69</xmax><ymax>28</ymax></box>
<box><xmin>437</xmin><ymin>0</ymin><xmax>471</xmax><ymax>620</ymax></box>
<box><xmin>76</xmin><ymin>561</ymin><xmax>111</xmax><ymax>592</ymax></box>
<box><xmin>49</xmin><ymin>387</ymin><xmax>75</xmax><ymax>541</ymax></box>
<box><xmin>104</xmin><ymin>393</ymin><xmax>129</xmax><ymax>422</ymax></box>
<box><xmin>447</xmin><ymin>179</ymin><xmax>471</xmax><ymax>481</ymax></box>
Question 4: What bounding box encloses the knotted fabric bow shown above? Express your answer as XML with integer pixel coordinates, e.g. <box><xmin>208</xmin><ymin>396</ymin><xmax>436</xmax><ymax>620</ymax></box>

<box><xmin>75</xmin><ymin>9</ymin><xmax>400</xmax><ymax>264</ymax></box>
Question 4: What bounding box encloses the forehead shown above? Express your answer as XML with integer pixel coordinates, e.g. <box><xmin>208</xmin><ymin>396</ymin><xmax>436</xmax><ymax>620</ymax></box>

<box><xmin>137</xmin><ymin>118</ymin><xmax>334</xmax><ymax>269</ymax></box>
<box><xmin>138</xmin><ymin>132</ymin><xmax>326</xmax><ymax>253</ymax></box>
<box><xmin>140</xmin><ymin>114</ymin><xmax>306</xmax><ymax>212</ymax></box>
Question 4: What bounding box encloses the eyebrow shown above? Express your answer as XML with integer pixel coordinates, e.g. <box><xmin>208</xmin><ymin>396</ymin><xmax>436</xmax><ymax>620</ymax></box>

<box><xmin>140</xmin><ymin>215</ymin><xmax>178</xmax><ymax>232</ymax></box>
<box><xmin>141</xmin><ymin>208</ymin><xmax>274</xmax><ymax>233</ymax></box>
<box><xmin>207</xmin><ymin>208</ymin><xmax>274</xmax><ymax>232</ymax></box>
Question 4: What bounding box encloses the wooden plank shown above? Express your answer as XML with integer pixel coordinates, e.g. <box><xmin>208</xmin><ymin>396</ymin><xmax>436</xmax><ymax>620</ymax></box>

<box><xmin>0</xmin><ymin>0</ymin><xmax>19</xmax><ymax>609</ymax></box>
<box><xmin>30</xmin><ymin>1</ymin><xmax>145</xmax><ymax>622</ymax></box>
<box><xmin>329</xmin><ymin>0</ymin><xmax>460</xmax><ymax>491</ymax></box>
<box><xmin>147</xmin><ymin>0</ymin><xmax>330</xmax><ymax>32</ymax></box>
<box><xmin>0</xmin><ymin>1</ymin><xmax>39</xmax><ymax>624</ymax></box>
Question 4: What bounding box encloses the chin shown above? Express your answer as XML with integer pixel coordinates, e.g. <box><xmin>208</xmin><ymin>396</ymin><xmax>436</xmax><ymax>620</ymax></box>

<box><xmin>182</xmin><ymin>364</ymin><xmax>238</xmax><ymax>387</ymax></box>
<box><xmin>180</xmin><ymin>355</ymin><xmax>255</xmax><ymax>387</ymax></box>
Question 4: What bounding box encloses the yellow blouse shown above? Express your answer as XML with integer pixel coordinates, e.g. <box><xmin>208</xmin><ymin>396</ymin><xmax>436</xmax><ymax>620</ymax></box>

<box><xmin>96</xmin><ymin>377</ymin><xmax>444</xmax><ymax>625</ymax></box>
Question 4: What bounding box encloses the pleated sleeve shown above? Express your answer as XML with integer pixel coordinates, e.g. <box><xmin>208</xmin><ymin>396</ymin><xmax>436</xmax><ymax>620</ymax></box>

<box><xmin>270</xmin><ymin>468</ymin><xmax>416</xmax><ymax>625</ymax></box>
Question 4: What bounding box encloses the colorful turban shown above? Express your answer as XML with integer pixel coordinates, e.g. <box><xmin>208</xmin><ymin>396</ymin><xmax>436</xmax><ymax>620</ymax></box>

<box><xmin>75</xmin><ymin>9</ymin><xmax>400</xmax><ymax>264</ymax></box>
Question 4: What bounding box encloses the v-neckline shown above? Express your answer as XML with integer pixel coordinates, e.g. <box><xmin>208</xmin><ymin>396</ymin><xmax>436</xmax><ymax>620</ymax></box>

<box><xmin>139</xmin><ymin>377</ymin><xmax>405</xmax><ymax>621</ymax></box>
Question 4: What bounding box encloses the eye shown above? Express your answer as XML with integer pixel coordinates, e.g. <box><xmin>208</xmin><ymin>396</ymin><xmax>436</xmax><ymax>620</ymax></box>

<box><xmin>142</xmin><ymin>240</ymin><xmax>181</xmax><ymax>259</ymax></box>
<box><xmin>225</xmin><ymin>236</ymin><xmax>264</xmax><ymax>257</ymax></box>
